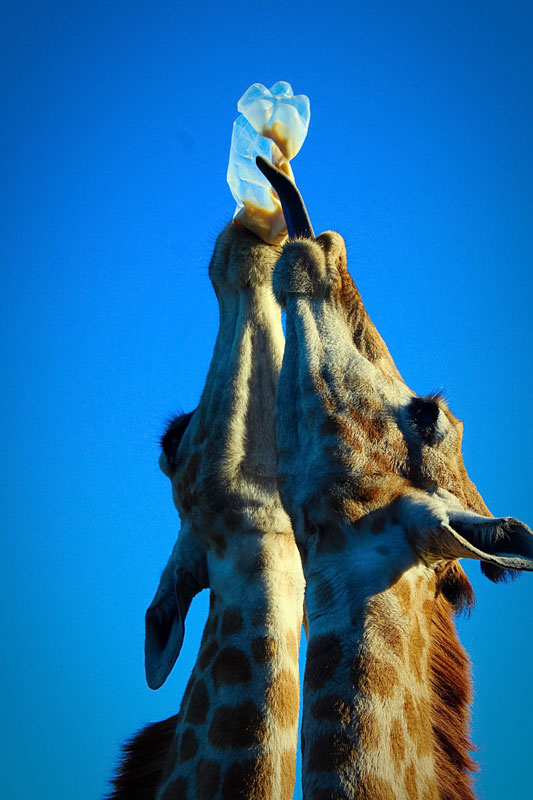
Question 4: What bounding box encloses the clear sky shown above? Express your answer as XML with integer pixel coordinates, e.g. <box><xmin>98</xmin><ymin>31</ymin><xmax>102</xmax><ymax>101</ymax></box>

<box><xmin>2</xmin><ymin>2</ymin><xmax>532</xmax><ymax>798</ymax></box>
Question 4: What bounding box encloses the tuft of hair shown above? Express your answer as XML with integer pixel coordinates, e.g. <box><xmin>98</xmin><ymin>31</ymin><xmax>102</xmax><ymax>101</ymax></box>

<box><xmin>480</xmin><ymin>561</ymin><xmax>520</xmax><ymax>583</ymax></box>
<box><xmin>428</xmin><ymin>387</ymin><xmax>448</xmax><ymax>403</ymax></box>
<box><xmin>105</xmin><ymin>715</ymin><xmax>177</xmax><ymax>800</ymax></box>
<box><xmin>430</xmin><ymin>563</ymin><xmax>478</xmax><ymax>800</ymax></box>
<box><xmin>435</xmin><ymin>561</ymin><xmax>475</xmax><ymax>617</ymax></box>
<box><xmin>160</xmin><ymin>410</ymin><xmax>195</xmax><ymax>473</ymax></box>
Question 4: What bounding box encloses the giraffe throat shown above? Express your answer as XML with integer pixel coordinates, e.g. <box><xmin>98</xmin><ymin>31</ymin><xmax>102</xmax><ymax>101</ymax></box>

<box><xmin>302</xmin><ymin>563</ymin><xmax>476</xmax><ymax>800</ymax></box>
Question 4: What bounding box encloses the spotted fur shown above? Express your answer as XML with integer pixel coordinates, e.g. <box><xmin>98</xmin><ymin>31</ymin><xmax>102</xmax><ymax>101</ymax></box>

<box><xmin>268</xmin><ymin>223</ymin><xmax>533</xmax><ymax>799</ymax></box>
<box><xmin>108</xmin><ymin>223</ymin><xmax>305</xmax><ymax>799</ymax></box>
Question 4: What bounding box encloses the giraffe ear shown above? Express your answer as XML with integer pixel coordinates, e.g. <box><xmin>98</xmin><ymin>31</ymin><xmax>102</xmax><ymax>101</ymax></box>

<box><xmin>442</xmin><ymin>510</ymin><xmax>533</xmax><ymax>575</ymax></box>
<box><xmin>145</xmin><ymin>537</ymin><xmax>208</xmax><ymax>690</ymax></box>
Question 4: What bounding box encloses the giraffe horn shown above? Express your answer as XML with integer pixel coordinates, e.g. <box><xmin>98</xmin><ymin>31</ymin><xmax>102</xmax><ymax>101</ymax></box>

<box><xmin>256</xmin><ymin>155</ymin><xmax>314</xmax><ymax>240</ymax></box>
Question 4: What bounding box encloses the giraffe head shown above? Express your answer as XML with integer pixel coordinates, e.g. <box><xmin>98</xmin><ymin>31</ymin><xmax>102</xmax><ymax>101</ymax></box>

<box><xmin>145</xmin><ymin>222</ymin><xmax>291</xmax><ymax>689</ymax></box>
<box><xmin>257</xmin><ymin>157</ymin><xmax>533</xmax><ymax>591</ymax></box>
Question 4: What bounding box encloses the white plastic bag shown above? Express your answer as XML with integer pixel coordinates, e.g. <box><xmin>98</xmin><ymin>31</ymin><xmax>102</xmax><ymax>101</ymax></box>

<box><xmin>227</xmin><ymin>81</ymin><xmax>310</xmax><ymax>244</ymax></box>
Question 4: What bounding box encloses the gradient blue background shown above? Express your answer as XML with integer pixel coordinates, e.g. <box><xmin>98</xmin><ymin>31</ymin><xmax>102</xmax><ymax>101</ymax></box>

<box><xmin>2</xmin><ymin>2</ymin><xmax>532</xmax><ymax>798</ymax></box>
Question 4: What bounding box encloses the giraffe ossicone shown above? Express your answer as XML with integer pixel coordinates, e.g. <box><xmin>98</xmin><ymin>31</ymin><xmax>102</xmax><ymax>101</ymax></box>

<box><xmin>261</xmin><ymin>161</ymin><xmax>533</xmax><ymax>800</ymax></box>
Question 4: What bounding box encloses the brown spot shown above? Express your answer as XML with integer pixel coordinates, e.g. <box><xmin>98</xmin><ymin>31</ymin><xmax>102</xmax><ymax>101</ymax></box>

<box><xmin>280</xmin><ymin>749</ymin><xmax>297</xmax><ymax>798</ymax></box>
<box><xmin>198</xmin><ymin>639</ymin><xmax>219</xmax><ymax>671</ymax></box>
<box><xmin>195</xmin><ymin>759</ymin><xmax>221</xmax><ymax>800</ymax></box>
<box><xmin>321</xmin><ymin>415</ymin><xmax>341</xmax><ymax>436</ymax></box>
<box><xmin>393</xmin><ymin>577</ymin><xmax>412</xmax><ymax>615</ymax></box>
<box><xmin>314</xmin><ymin>373</ymin><xmax>337</xmax><ymax>413</ymax></box>
<box><xmin>352</xmin><ymin>652</ymin><xmax>399</xmax><ymax>700</ymax></box>
<box><xmin>178</xmin><ymin>451</ymin><xmax>201</xmax><ymax>511</ymax></box>
<box><xmin>179</xmin><ymin>727</ymin><xmax>198</xmax><ymax>761</ymax></box>
<box><xmin>193</xmin><ymin>425</ymin><xmax>207</xmax><ymax>445</ymax></box>
<box><xmin>185</xmin><ymin>679</ymin><xmax>209</xmax><ymax>725</ymax></box>
<box><xmin>383</xmin><ymin>626</ymin><xmax>404</xmax><ymax>661</ymax></box>
<box><xmin>421</xmin><ymin>783</ymin><xmax>439</xmax><ymax>800</ymax></box>
<box><xmin>357</xmin><ymin>774</ymin><xmax>396</xmax><ymax>800</ymax></box>
<box><xmin>371</xmin><ymin>449</ymin><xmax>396</xmax><ymax>473</ymax></box>
<box><xmin>307</xmin><ymin>732</ymin><xmax>356</xmax><ymax>773</ymax></box>
<box><xmin>211</xmin><ymin>647</ymin><xmax>252</xmax><ymax>689</ymax></box>
<box><xmin>316</xmin><ymin>524</ymin><xmax>347</xmax><ymax>554</ymax></box>
<box><xmin>343</xmin><ymin>498</ymin><xmax>363</xmax><ymax>522</ymax></box>
<box><xmin>422</xmin><ymin>599</ymin><xmax>433</xmax><ymax>625</ymax></box>
<box><xmin>332</xmin><ymin>414</ymin><xmax>365</xmax><ymax>453</ymax></box>
<box><xmin>315</xmin><ymin>578</ymin><xmax>335</xmax><ymax>607</ymax></box>
<box><xmin>252</xmin><ymin>636</ymin><xmax>278</xmax><ymax>665</ymax></box>
<box><xmin>267</xmin><ymin>668</ymin><xmax>299</xmax><ymax>728</ymax></box>
<box><xmin>221</xmin><ymin>607</ymin><xmax>243</xmax><ymax>636</ymax></box>
<box><xmin>159</xmin><ymin>777</ymin><xmax>187</xmax><ymax>800</ymax></box>
<box><xmin>350</xmin><ymin>602</ymin><xmax>365</xmax><ymax>627</ymax></box>
<box><xmin>221</xmin><ymin>755</ymin><xmax>273</xmax><ymax>800</ymax></box>
<box><xmin>390</xmin><ymin>717</ymin><xmax>405</xmax><ymax>774</ymax></box>
<box><xmin>251</xmin><ymin>605</ymin><xmax>268</xmax><ymax>628</ymax></box>
<box><xmin>205</xmin><ymin>611</ymin><xmax>219</xmax><ymax>639</ymax></box>
<box><xmin>366</xmin><ymin>508</ymin><xmax>390</xmax><ymax>536</ymax></box>
<box><xmin>311</xmin><ymin>695</ymin><xmax>352</xmax><ymax>727</ymax></box>
<box><xmin>404</xmin><ymin>761</ymin><xmax>419</xmax><ymax>799</ymax></box>
<box><xmin>211</xmin><ymin>533</ymin><xmax>227</xmax><ymax>553</ymax></box>
<box><xmin>357</xmin><ymin>709</ymin><xmax>381</xmax><ymax>751</ymax></box>
<box><xmin>375</xmin><ymin>544</ymin><xmax>390</xmax><ymax>556</ymax></box>
<box><xmin>415</xmin><ymin>697</ymin><xmax>433</xmax><ymax>757</ymax></box>
<box><xmin>179</xmin><ymin>674</ymin><xmax>196</xmax><ymax>717</ymax></box>
<box><xmin>286</xmin><ymin>629</ymin><xmax>299</xmax><ymax>663</ymax></box>
<box><xmin>347</xmin><ymin>404</ymin><xmax>384</xmax><ymax>443</ymax></box>
<box><xmin>357</xmin><ymin>480</ymin><xmax>384</xmax><ymax>505</ymax></box>
<box><xmin>404</xmin><ymin>691</ymin><xmax>419</xmax><ymax>743</ymax></box>
<box><xmin>409</xmin><ymin>617</ymin><xmax>428</xmax><ymax>681</ymax></box>
<box><xmin>208</xmin><ymin>701</ymin><xmax>267</xmax><ymax>749</ymax></box>
<box><xmin>223</xmin><ymin>509</ymin><xmax>241</xmax><ymax>532</ymax></box>
<box><xmin>305</xmin><ymin>634</ymin><xmax>343</xmax><ymax>690</ymax></box>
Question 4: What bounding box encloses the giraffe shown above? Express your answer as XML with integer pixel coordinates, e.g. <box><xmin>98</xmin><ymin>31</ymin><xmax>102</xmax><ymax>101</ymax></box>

<box><xmin>108</xmin><ymin>222</ymin><xmax>305</xmax><ymax>800</ymax></box>
<box><xmin>257</xmin><ymin>157</ymin><xmax>533</xmax><ymax>800</ymax></box>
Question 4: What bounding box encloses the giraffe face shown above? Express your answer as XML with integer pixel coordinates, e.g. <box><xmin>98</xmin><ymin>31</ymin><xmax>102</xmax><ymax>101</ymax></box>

<box><xmin>208</xmin><ymin>221</ymin><xmax>282</xmax><ymax>293</ymax></box>
<box><xmin>146</xmin><ymin>222</ymin><xmax>294</xmax><ymax>688</ymax></box>
<box><xmin>157</xmin><ymin>223</ymin><xmax>285</xmax><ymax>519</ymax></box>
<box><xmin>272</xmin><ymin>230</ymin><xmax>533</xmax><ymax>578</ymax></box>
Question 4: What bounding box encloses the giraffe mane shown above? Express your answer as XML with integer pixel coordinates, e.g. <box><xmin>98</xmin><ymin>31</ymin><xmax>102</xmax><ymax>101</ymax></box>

<box><xmin>431</xmin><ymin>562</ymin><xmax>478</xmax><ymax>800</ymax></box>
<box><xmin>105</xmin><ymin>714</ymin><xmax>177</xmax><ymax>800</ymax></box>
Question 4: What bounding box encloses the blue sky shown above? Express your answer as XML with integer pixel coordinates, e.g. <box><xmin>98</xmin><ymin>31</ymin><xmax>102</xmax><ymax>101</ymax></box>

<box><xmin>2</xmin><ymin>2</ymin><xmax>532</xmax><ymax>798</ymax></box>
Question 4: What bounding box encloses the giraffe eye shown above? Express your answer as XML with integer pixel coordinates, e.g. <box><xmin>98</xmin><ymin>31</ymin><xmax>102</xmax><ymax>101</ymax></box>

<box><xmin>407</xmin><ymin>397</ymin><xmax>441</xmax><ymax>446</ymax></box>
<box><xmin>160</xmin><ymin>410</ymin><xmax>195</xmax><ymax>473</ymax></box>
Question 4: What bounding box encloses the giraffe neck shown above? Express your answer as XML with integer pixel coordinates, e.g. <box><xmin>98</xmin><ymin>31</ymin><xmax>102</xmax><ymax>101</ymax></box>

<box><xmin>156</xmin><ymin>533</ymin><xmax>304</xmax><ymax>800</ymax></box>
<box><xmin>301</xmin><ymin>545</ymin><xmax>475</xmax><ymax>800</ymax></box>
